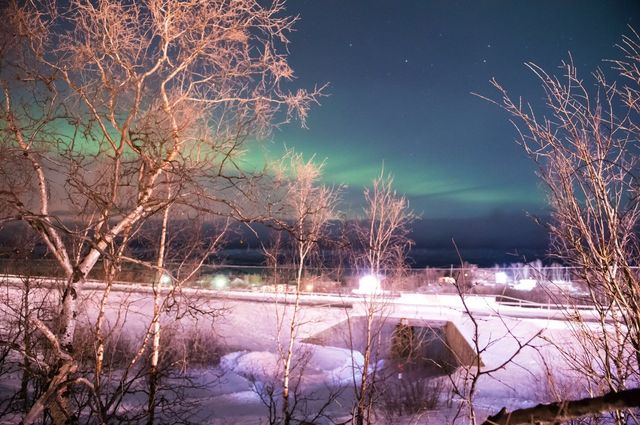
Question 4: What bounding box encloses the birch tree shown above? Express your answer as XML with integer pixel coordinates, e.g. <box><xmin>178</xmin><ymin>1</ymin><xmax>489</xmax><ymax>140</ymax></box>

<box><xmin>356</xmin><ymin>170</ymin><xmax>415</xmax><ymax>284</ymax></box>
<box><xmin>0</xmin><ymin>0</ymin><xmax>321</xmax><ymax>422</ymax></box>
<box><xmin>350</xmin><ymin>170</ymin><xmax>415</xmax><ymax>425</ymax></box>
<box><xmin>485</xmin><ymin>30</ymin><xmax>640</xmax><ymax>424</ymax></box>
<box><xmin>267</xmin><ymin>150</ymin><xmax>339</xmax><ymax>425</ymax></box>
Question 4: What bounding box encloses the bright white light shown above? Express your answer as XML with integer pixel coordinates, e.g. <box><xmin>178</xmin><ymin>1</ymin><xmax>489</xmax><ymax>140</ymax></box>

<box><xmin>513</xmin><ymin>278</ymin><xmax>537</xmax><ymax>291</ymax></box>
<box><xmin>356</xmin><ymin>274</ymin><xmax>382</xmax><ymax>294</ymax></box>
<box><xmin>211</xmin><ymin>274</ymin><xmax>229</xmax><ymax>290</ymax></box>
<box><xmin>495</xmin><ymin>271</ymin><xmax>508</xmax><ymax>285</ymax></box>
<box><xmin>159</xmin><ymin>273</ymin><xmax>173</xmax><ymax>287</ymax></box>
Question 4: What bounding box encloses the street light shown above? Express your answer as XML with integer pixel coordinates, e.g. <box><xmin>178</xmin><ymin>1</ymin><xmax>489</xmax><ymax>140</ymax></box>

<box><xmin>356</xmin><ymin>274</ymin><xmax>382</xmax><ymax>294</ymax></box>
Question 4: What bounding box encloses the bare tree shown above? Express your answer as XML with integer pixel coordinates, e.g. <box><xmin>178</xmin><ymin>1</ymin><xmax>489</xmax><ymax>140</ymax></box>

<box><xmin>355</xmin><ymin>170</ymin><xmax>416</xmax><ymax>286</ymax></box>
<box><xmin>0</xmin><ymin>0</ymin><xmax>321</xmax><ymax>422</ymax></box>
<box><xmin>265</xmin><ymin>149</ymin><xmax>339</xmax><ymax>425</ymax></box>
<box><xmin>147</xmin><ymin>187</ymin><xmax>172</xmax><ymax>425</ymax></box>
<box><xmin>447</xmin><ymin>250</ymin><xmax>541</xmax><ymax>425</ymax></box>
<box><xmin>484</xmin><ymin>29</ymin><xmax>640</xmax><ymax>423</ymax></box>
<box><xmin>0</xmin><ymin>212</ymin><xmax>229</xmax><ymax>424</ymax></box>
<box><xmin>139</xmin><ymin>209</ymin><xmax>228</xmax><ymax>424</ymax></box>
<box><xmin>349</xmin><ymin>170</ymin><xmax>415</xmax><ymax>425</ymax></box>
<box><xmin>344</xmin><ymin>293</ymin><xmax>388</xmax><ymax>425</ymax></box>
<box><xmin>0</xmin><ymin>234</ymin><xmax>59</xmax><ymax>420</ymax></box>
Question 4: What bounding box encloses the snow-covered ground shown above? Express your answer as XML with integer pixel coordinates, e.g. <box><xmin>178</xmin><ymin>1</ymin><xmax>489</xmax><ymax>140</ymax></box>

<box><xmin>0</xmin><ymin>277</ymin><xmax>607</xmax><ymax>424</ymax></box>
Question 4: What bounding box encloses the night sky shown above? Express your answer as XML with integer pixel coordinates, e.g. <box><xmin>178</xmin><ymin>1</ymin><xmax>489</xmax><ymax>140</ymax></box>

<box><xmin>245</xmin><ymin>1</ymin><xmax>640</xmax><ymax>217</ymax></box>
<box><xmin>7</xmin><ymin>1</ymin><xmax>638</xmax><ymax>265</ymax></box>
<box><xmin>239</xmin><ymin>1</ymin><xmax>640</xmax><ymax>263</ymax></box>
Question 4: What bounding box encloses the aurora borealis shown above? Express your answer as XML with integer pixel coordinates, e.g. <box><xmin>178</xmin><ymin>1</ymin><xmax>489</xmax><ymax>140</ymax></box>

<box><xmin>5</xmin><ymin>0</ymin><xmax>640</xmax><ymax>266</ymax></box>
<box><xmin>251</xmin><ymin>0</ymin><xmax>640</xmax><ymax>223</ymax></box>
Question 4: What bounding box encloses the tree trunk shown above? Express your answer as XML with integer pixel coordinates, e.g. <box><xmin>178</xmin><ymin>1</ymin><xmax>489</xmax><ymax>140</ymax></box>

<box><xmin>19</xmin><ymin>278</ymin><xmax>31</xmax><ymax>410</ymax></box>
<box><xmin>147</xmin><ymin>202</ymin><xmax>170</xmax><ymax>425</ymax></box>
<box><xmin>282</xmin><ymin>251</ymin><xmax>305</xmax><ymax>425</ymax></box>
<box><xmin>355</xmin><ymin>310</ymin><xmax>373</xmax><ymax>425</ymax></box>
<box><xmin>23</xmin><ymin>361</ymin><xmax>78</xmax><ymax>425</ymax></box>
<box><xmin>483</xmin><ymin>388</ymin><xmax>640</xmax><ymax>425</ymax></box>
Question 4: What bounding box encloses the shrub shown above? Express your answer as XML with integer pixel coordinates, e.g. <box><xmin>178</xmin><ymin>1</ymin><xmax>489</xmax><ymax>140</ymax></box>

<box><xmin>73</xmin><ymin>323</ymin><xmax>139</xmax><ymax>369</ymax></box>
<box><xmin>381</xmin><ymin>374</ymin><xmax>446</xmax><ymax>417</ymax></box>
<box><xmin>159</xmin><ymin>326</ymin><xmax>223</xmax><ymax>371</ymax></box>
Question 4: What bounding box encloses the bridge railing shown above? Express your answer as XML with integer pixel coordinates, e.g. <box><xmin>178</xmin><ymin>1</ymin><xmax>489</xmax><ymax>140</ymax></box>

<box><xmin>2</xmin><ymin>259</ymin><xmax>633</xmax><ymax>309</ymax></box>
<box><xmin>493</xmin><ymin>294</ymin><xmax>597</xmax><ymax>311</ymax></box>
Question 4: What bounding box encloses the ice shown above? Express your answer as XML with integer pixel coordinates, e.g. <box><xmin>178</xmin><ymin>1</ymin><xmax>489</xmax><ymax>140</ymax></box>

<box><xmin>221</xmin><ymin>350</ymin><xmax>278</xmax><ymax>382</ymax></box>
<box><xmin>219</xmin><ymin>345</ymin><xmax>366</xmax><ymax>389</ymax></box>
